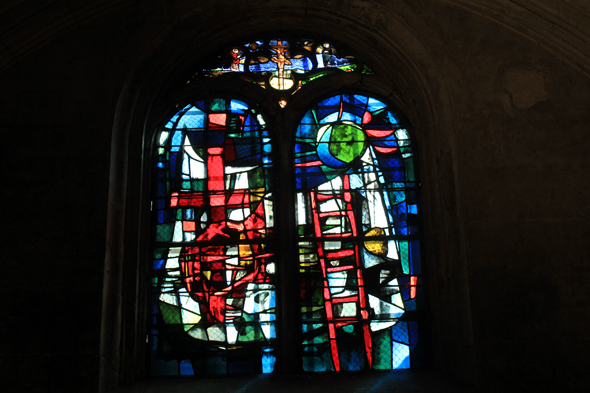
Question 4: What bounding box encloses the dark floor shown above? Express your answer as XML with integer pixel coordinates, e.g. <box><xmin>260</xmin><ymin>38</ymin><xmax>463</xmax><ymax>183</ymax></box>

<box><xmin>113</xmin><ymin>370</ymin><xmax>476</xmax><ymax>393</ymax></box>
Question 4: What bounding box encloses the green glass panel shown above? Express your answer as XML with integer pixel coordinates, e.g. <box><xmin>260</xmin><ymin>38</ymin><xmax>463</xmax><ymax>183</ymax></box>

<box><xmin>156</xmin><ymin>223</ymin><xmax>174</xmax><ymax>242</ymax></box>
<box><xmin>250</xmin><ymin>168</ymin><xmax>265</xmax><ymax>189</ymax></box>
<box><xmin>306</xmin><ymin>71</ymin><xmax>332</xmax><ymax>82</ymax></box>
<box><xmin>390</xmin><ymin>190</ymin><xmax>406</xmax><ymax>205</ymax></box>
<box><xmin>302</xmin><ymin>332</ymin><xmax>329</xmax><ymax>345</ymax></box>
<box><xmin>399</xmin><ymin>241</ymin><xmax>410</xmax><ymax>274</ymax></box>
<box><xmin>373</xmin><ymin>329</ymin><xmax>392</xmax><ymax>370</ymax></box>
<box><xmin>153</xmin><ymin>248</ymin><xmax>167</xmax><ymax>259</ymax></box>
<box><xmin>407</xmin><ymin>189</ymin><xmax>417</xmax><ymax>204</ymax></box>
<box><xmin>209</xmin><ymin>98</ymin><xmax>225</xmax><ymax>111</ymax></box>
<box><xmin>298</xmin><ymin>226</ymin><xmax>307</xmax><ymax>236</ymax></box>
<box><xmin>328</xmin><ymin>123</ymin><xmax>366</xmax><ymax>163</ymax></box>
<box><xmin>192</xmin><ymin>180</ymin><xmax>205</xmax><ymax>191</ymax></box>
<box><xmin>362</xmin><ymin>65</ymin><xmax>375</xmax><ymax>74</ymax></box>
<box><xmin>404</xmin><ymin>157</ymin><xmax>415</xmax><ymax>182</ymax></box>
<box><xmin>228</xmin><ymin>116</ymin><xmax>241</xmax><ymax>130</ymax></box>
<box><xmin>160</xmin><ymin>301</ymin><xmax>181</xmax><ymax>324</ymax></box>
<box><xmin>337</xmin><ymin>64</ymin><xmax>357</xmax><ymax>72</ymax></box>
<box><xmin>238</xmin><ymin>321</ymin><xmax>264</xmax><ymax>342</ymax></box>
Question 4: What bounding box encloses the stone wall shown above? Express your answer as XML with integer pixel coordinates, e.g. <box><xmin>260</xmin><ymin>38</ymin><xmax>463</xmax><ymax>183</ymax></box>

<box><xmin>1</xmin><ymin>1</ymin><xmax>588</xmax><ymax>392</ymax></box>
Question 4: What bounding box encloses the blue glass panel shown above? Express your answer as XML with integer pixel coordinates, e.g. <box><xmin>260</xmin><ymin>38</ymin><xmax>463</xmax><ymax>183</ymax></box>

<box><xmin>170</xmin><ymin>131</ymin><xmax>183</xmax><ymax>152</ymax></box>
<box><xmin>294</xmin><ymin>142</ymin><xmax>317</xmax><ymax>154</ymax></box>
<box><xmin>353</xmin><ymin>94</ymin><xmax>369</xmax><ymax>108</ymax></box>
<box><xmin>404</xmin><ymin>299</ymin><xmax>416</xmax><ymax>311</ymax></box>
<box><xmin>319</xmin><ymin>111</ymin><xmax>339</xmax><ymax>124</ymax></box>
<box><xmin>339</xmin><ymin>111</ymin><xmax>361</xmax><ymax>122</ymax></box>
<box><xmin>169</xmin><ymin>152</ymin><xmax>178</xmax><ymax>177</ymax></box>
<box><xmin>393</xmin><ymin>202</ymin><xmax>408</xmax><ymax>234</ymax></box>
<box><xmin>286</xmin><ymin>57</ymin><xmax>313</xmax><ymax>71</ymax></box>
<box><xmin>367</xmin><ymin>97</ymin><xmax>387</xmax><ymax>112</ymax></box>
<box><xmin>341</xmin><ymin>101</ymin><xmax>366</xmax><ymax>118</ymax></box>
<box><xmin>230</xmin><ymin>99</ymin><xmax>249</xmax><ymax>113</ymax></box>
<box><xmin>392</xmin><ymin>342</ymin><xmax>410</xmax><ymax>369</ymax></box>
<box><xmin>299</xmin><ymin>110</ymin><xmax>317</xmax><ymax>127</ymax></box>
<box><xmin>184</xmin><ymin>209</ymin><xmax>194</xmax><ymax>220</ymax></box>
<box><xmin>409</xmin><ymin>321</ymin><xmax>419</xmax><ymax>350</ymax></box>
<box><xmin>387</xmin><ymin>170</ymin><xmax>405</xmax><ymax>182</ymax></box>
<box><xmin>295</xmin><ymin>166</ymin><xmax>326</xmax><ymax>189</ymax></box>
<box><xmin>157</xmin><ymin>169</ymin><xmax>166</xmax><ymax>180</ymax></box>
<box><xmin>194</xmin><ymin>100</ymin><xmax>207</xmax><ymax>111</ymax></box>
<box><xmin>180</xmin><ymin>359</ymin><xmax>194</xmax><ymax>375</ymax></box>
<box><xmin>249</xmin><ymin>62</ymin><xmax>278</xmax><ymax>72</ymax></box>
<box><xmin>153</xmin><ymin>259</ymin><xmax>165</xmax><ymax>270</ymax></box>
<box><xmin>156</xmin><ymin>182</ymin><xmax>167</xmax><ymax>197</ymax></box>
<box><xmin>391</xmin><ymin>322</ymin><xmax>409</xmax><ymax>345</ymax></box>
<box><xmin>319</xmin><ymin>96</ymin><xmax>341</xmax><ymax>107</ymax></box>
<box><xmin>262</xmin><ymin>347</ymin><xmax>276</xmax><ymax>373</ymax></box>
<box><xmin>165</xmin><ymin>113</ymin><xmax>180</xmax><ymax>129</ymax></box>
<box><xmin>177</xmin><ymin>107</ymin><xmax>206</xmax><ymax>129</ymax></box>
<box><xmin>317</xmin><ymin>96</ymin><xmax>341</xmax><ymax>119</ymax></box>
<box><xmin>370</xmin><ymin>133</ymin><xmax>399</xmax><ymax>148</ymax></box>
<box><xmin>340</xmin><ymin>349</ymin><xmax>363</xmax><ymax>371</ymax></box>
<box><xmin>386</xmin><ymin>111</ymin><xmax>401</xmax><ymax>126</ymax></box>
<box><xmin>382</xmin><ymin>189</ymin><xmax>393</xmax><ymax>210</ymax></box>
<box><xmin>297</xmin><ymin>125</ymin><xmax>318</xmax><ymax>139</ymax></box>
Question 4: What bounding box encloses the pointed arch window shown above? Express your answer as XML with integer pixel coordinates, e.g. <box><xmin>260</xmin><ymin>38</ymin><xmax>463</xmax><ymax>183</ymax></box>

<box><xmin>150</xmin><ymin>37</ymin><xmax>426</xmax><ymax>376</ymax></box>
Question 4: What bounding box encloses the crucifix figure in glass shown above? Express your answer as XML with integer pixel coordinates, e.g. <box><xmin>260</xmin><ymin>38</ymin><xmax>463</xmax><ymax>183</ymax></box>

<box><xmin>269</xmin><ymin>40</ymin><xmax>293</xmax><ymax>90</ymax></box>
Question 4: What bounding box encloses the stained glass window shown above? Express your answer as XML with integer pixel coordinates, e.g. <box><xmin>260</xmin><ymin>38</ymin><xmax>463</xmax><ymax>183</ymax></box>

<box><xmin>151</xmin><ymin>38</ymin><xmax>425</xmax><ymax>377</ymax></box>
<box><xmin>151</xmin><ymin>99</ymin><xmax>276</xmax><ymax>375</ymax></box>
<box><xmin>294</xmin><ymin>94</ymin><xmax>424</xmax><ymax>371</ymax></box>
<box><xmin>190</xmin><ymin>37</ymin><xmax>368</xmax><ymax>96</ymax></box>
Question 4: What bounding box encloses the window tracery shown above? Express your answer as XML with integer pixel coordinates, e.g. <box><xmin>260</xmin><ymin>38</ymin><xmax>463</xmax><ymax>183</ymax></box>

<box><xmin>150</xmin><ymin>36</ymin><xmax>425</xmax><ymax>376</ymax></box>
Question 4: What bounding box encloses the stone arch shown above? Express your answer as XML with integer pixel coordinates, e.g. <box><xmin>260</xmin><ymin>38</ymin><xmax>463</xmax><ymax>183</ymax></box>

<box><xmin>2</xmin><ymin>0</ymin><xmax>590</xmax><ymax>74</ymax></box>
<box><xmin>100</xmin><ymin>4</ymin><xmax>474</xmax><ymax>391</ymax></box>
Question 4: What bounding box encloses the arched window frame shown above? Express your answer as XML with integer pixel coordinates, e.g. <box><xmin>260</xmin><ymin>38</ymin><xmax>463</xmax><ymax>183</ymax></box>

<box><xmin>146</xmin><ymin>36</ymin><xmax>428</xmax><ymax>377</ymax></box>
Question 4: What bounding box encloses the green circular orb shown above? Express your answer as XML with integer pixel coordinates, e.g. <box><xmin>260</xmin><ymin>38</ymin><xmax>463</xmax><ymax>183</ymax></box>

<box><xmin>328</xmin><ymin>122</ymin><xmax>367</xmax><ymax>164</ymax></box>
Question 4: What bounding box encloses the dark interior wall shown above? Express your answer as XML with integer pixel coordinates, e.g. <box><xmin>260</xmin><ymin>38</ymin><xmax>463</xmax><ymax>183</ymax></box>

<box><xmin>0</xmin><ymin>5</ymin><xmax>137</xmax><ymax>391</ymax></box>
<box><xmin>441</xmin><ymin>15</ymin><xmax>590</xmax><ymax>390</ymax></box>
<box><xmin>1</xmin><ymin>1</ymin><xmax>589</xmax><ymax>392</ymax></box>
<box><xmin>437</xmin><ymin>11</ymin><xmax>590</xmax><ymax>392</ymax></box>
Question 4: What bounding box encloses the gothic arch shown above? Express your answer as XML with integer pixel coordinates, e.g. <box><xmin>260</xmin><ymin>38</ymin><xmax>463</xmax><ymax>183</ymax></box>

<box><xmin>2</xmin><ymin>1</ymin><xmax>590</xmax><ymax>75</ymax></box>
<box><xmin>100</xmin><ymin>5</ymin><xmax>473</xmax><ymax>391</ymax></box>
